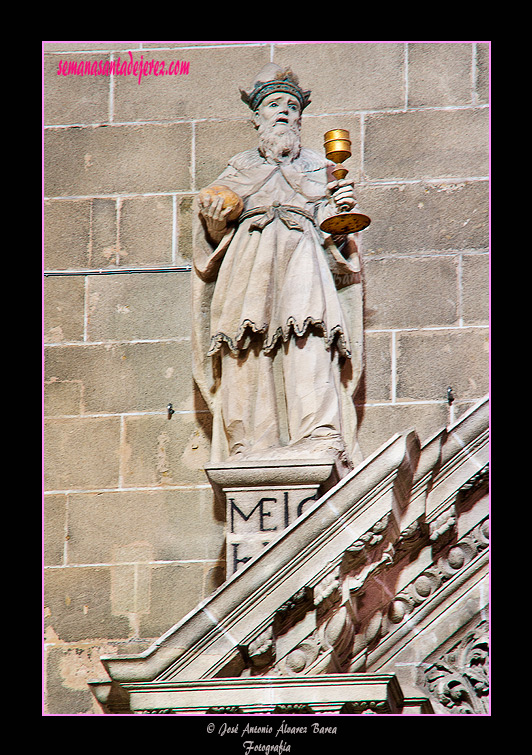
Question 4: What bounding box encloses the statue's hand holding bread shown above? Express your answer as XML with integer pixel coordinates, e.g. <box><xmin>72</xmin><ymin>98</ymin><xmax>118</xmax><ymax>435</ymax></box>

<box><xmin>198</xmin><ymin>185</ymin><xmax>244</xmax><ymax>243</ymax></box>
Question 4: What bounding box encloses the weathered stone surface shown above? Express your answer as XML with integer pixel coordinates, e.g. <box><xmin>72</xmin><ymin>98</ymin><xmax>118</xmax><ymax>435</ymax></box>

<box><xmin>44</xmin><ymin>567</ymin><xmax>130</xmax><ymax>642</ymax></box>
<box><xmin>44</xmin><ymin>379</ymin><xmax>84</xmax><ymax>416</ymax></box>
<box><xmin>44</xmin><ymin>276</ymin><xmax>85</xmax><ymax>343</ymax></box>
<box><xmin>113</xmin><ymin>46</ymin><xmax>270</xmax><ymax>122</ymax></box>
<box><xmin>364</xmin><ymin>109</ymin><xmax>489</xmax><ymax>181</ymax></box>
<box><xmin>44</xmin><ymin>340</ymin><xmax>194</xmax><ymax>414</ymax></box>
<box><xmin>395</xmin><ymin>328</ymin><xmax>489</xmax><ymax>402</ymax></box>
<box><xmin>407</xmin><ymin>43</ymin><xmax>474</xmax><ymax>107</ymax></box>
<box><xmin>44</xmin><ymin>199</ymin><xmax>92</xmax><ymax>269</ymax></box>
<box><xmin>44</xmin><ymin>417</ymin><xmax>121</xmax><ymax>491</ymax></box>
<box><xmin>357</xmin><ymin>402</ymin><xmax>449</xmax><ymax>459</ymax></box>
<box><xmin>66</xmin><ymin>488</ymin><xmax>222</xmax><ymax>564</ymax></box>
<box><xmin>274</xmin><ymin>42</ymin><xmax>406</xmax><ymax>112</ymax></box>
<box><xmin>363</xmin><ymin>256</ymin><xmax>458</xmax><ymax>329</ymax></box>
<box><xmin>175</xmin><ymin>195</ymin><xmax>194</xmax><ymax>264</ymax></box>
<box><xmin>43</xmin><ymin>52</ymin><xmax>111</xmax><ymax>126</ymax></box>
<box><xmin>44</xmin><ymin>495</ymin><xmax>67</xmax><ymax>566</ymax></box>
<box><xmin>359</xmin><ymin>181</ymin><xmax>489</xmax><ymax>255</ymax></box>
<box><xmin>462</xmin><ymin>253</ymin><xmax>489</xmax><ymax>324</ymax></box>
<box><xmin>85</xmin><ymin>271</ymin><xmax>191</xmax><ymax>342</ymax></box>
<box><xmin>194</xmin><ymin>119</ymin><xmax>257</xmax><ymax>191</ymax></box>
<box><xmin>46</xmin><ymin>645</ymin><xmax>108</xmax><ymax>714</ymax></box>
<box><xmin>115</xmin><ymin>195</ymin><xmax>174</xmax><ymax>268</ymax></box>
<box><xmin>44</xmin><ymin>124</ymin><xmax>193</xmax><ymax>197</ymax></box>
<box><xmin>363</xmin><ymin>332</ymin><xmax>393</xmax><ymax>403</ymax></box>
<box><xmin>121</xmin><ymin>413</ymin><xmax>211</xmax><ymax>487</ymax></box>
<box><xmin>476</xmin><ymin>43</ymin><xmax>490</xmax><ymax>105</ymax></box>
<box><xmin>138</xmin><ymin>563</ymin><xmax>206</xmax><ymax>638</ymax></box>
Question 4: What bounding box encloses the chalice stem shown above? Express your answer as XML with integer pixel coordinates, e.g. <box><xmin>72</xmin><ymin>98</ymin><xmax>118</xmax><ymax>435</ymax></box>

<box><xmin>331</xmin><ymin>169</ymin><xmax>351</xmax><ymax>212</ymax></box>
<box><xmin>331</xmin><ymin>163</ymin><xmax>351</xmax><ymax>210</ymax></box>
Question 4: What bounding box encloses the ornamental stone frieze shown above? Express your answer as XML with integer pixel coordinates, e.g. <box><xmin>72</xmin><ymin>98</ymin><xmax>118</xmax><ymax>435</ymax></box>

<box><xmin>89</xmin><ymin>396</ymin><xmax>489</xmax><ymax>714</ymax></box>
<box><xmin>116</xmin><ymin>673</ymin><xmax>423</xmax><ymax>715</ymax></box>
<box><xmin>234</xmin><ymin>515</ymin><xmax>488</xmax><ymax>682</ymax></box>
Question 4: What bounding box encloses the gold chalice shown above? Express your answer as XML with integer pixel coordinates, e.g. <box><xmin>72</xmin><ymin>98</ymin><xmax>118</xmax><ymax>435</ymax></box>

<box><xmin>319</xmin><ymin>129</ymin><xmax>371</xmax><ymax>234</ymax></box>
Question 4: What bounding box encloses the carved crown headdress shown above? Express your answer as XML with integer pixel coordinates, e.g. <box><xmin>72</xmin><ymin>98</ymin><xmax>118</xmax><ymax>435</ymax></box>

<box><xmin>240</xmin><ymin>64</ymin><xmax>312</xmax><ymax>112</ymax></box>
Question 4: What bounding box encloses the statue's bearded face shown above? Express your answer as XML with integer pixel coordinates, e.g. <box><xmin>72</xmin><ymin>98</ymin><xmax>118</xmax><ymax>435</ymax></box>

<box><xmin>253</xmin><ymin>92</ymin><xmax>302</xmax><ymax>163</ymax></box>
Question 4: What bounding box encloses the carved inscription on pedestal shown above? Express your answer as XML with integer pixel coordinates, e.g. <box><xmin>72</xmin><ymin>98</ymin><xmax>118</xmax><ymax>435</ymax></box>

<box><xmin>226</xmin><ymin>486</ymin><xmax>318</xmax><ymax>576</ymax></box>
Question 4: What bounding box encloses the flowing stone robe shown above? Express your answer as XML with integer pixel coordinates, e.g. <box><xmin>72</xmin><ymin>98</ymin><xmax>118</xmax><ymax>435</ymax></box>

<box><xmin>192</xmin><ymin>146</ymin><xmax>364</xmax><ymax>467</ymax></box>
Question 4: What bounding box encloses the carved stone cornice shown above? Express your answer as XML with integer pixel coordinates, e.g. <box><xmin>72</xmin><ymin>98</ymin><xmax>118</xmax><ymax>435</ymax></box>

<box><xmin>96</xmin><ymin>430</ymin><xmax>419</xmax><ymax>687</ymax></box>
<box><xmin>456</xmin><ymin>463</ymin><xmax>489</xmax><ymax>504</ymax></box>
<box><xmin>89</xmin><ymin>397</ymin><xmax>489</xmax><ymax>716</ymax></box>
<box><xmin>243</xmin><ymin>514</ymin><xmax>488</xmax><ymax>681</ymax></box>
<box><xmin>120</xmin><ymin>673</ymin><xmax>409</xmax><ymax>715</ymax></box>
<box><xmin>364</xmin><ymin>518</ymin><xmax>489</xmax><ymax>673</ymax></box>
<box><xmin>384</xmin><ymin>518</ymin><xmax>488</xmax><ymax>633</ymax></box>
<box><xmin>421</xmin><ymin>399</ymin><xmax>489</xmax><ymax>527</ymax></box>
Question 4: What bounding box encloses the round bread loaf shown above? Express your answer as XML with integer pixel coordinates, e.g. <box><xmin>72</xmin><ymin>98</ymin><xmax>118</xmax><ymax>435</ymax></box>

<box><xmin>198</xmin><ymin>185</ymin><xmax>244</xmax><ymax>222</ymax></box>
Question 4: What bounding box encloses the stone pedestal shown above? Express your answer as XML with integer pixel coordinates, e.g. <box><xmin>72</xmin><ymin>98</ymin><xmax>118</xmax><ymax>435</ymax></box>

<box><xmin>205</xmin><ymin>458</ymin><xmax>335</xmax><ymax>578</ymax></box>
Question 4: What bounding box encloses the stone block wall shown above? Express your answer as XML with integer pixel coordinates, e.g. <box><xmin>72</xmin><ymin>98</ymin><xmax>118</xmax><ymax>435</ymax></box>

<box><xmin>43</xmin><ymin>41</ymin><xmax>489</xmax><ymax>714</ymax></box>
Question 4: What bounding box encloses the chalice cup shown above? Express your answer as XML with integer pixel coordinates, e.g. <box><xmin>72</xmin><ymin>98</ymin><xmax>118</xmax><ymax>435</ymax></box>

<box><xmin>319</xmin><ymin>129</ymin><xmax>371</xmax><ymax>234</ymax></box>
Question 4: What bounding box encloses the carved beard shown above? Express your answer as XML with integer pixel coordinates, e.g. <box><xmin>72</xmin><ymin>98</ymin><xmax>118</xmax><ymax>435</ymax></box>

<box><xmin>257</xmin><ymin>121</ymin><xmax>301</xmax><ymax>164</ymax></box>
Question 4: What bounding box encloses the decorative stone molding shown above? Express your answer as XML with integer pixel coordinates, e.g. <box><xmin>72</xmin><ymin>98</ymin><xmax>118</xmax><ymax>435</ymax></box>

<box><xmin>274</xmin><ymin>586</ymin><xmax>314</xmax><ymax>632</ymax></box>
<box><xmin>313</xmin><ymin>568</ymin><xmax>340</xmax><ymax>612</ymax></box>
<box><xmin>393</xmin><ymin>518</ymin><xmax>427</xmax><ymax>560</ymax></box>
<box><xmin>419</xmin><ymin>618</ymin><xmax>489</xmax><ymax>714</ymax></box>
<box><xmin>236</xmin><ymin>512</ymin><xmax>402</xmax><ymax>679</ymax></box>
<box><xmin>244</xmin><ymin>626</ymin><xmax>276</xmax><ymax>670</ymax></box>
<box><xmin>344</xmin><ymin>513</ymin><xmax>391</xmax><ymax>566</ymax></box>
<box><xmin>429</xmin><ymin>504</ymin><xmax>457</xmax><ymax>543</ymax></box>
<box><xmin>456</xmin><ymin>464</ymin><xmax>489</xmax><ymax>502</ymax></box>
<box><xmin>272</xmin><ymin>703</ymin><xmax>314</xmax><ymax>714</ymax></box>
<box><xmin>206</xmin><ymin>705</ymin><xmax>243</xmax><ymax>714</ymax></box>
<box><xmin>422</xmin><ymin>402</ymin><xmax>489</xmax><ymax>529</ymax></box>
<box><xmin>133</xmin><ymin>708</ymin><xmax>177</xmax><ymax>714</ymax></box>
<box><xmin>119</xmin><ymin>673</ymin><xmax>412</xmax><ymax>715</ymax></box>
<box><xmin>245</xmin><ymin>515</ymin><xmax>489</xmax><ymax>681</ymax></box>
<box><xmin>344</xmin><ymin>701</ymin><xmax>389</xmax><ymax>714</ymax></box>
<box><xmin>384</xmin><ymin>517</ymin><xmax>488</xmax><ymax>634</ymax></box>
<box><xmin>89</xmin><ymin>397</ymin><xmax>488</xmax><ymax>715</ymax></box>
<box><xmin>282</xmin><ymin>636</ymin><xmax>322</xmax><ymax>676</ymax></box>
<box><xmin>344</xmin><ymin>543</ymin><xmax>395</xmax><ymax>597</ymax></box>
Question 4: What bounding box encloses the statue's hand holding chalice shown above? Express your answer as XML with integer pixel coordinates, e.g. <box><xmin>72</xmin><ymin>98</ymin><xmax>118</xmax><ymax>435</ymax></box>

<box><xmin>320</xmin><ymin>129</ymin><xmax>371</xmax><ymax>235</ymax></box>
<box><xmin>198</xmin><ymin>185</ymin><xmax>244</xmax><ymax>244</ymax></box>
<box><xmin>327</xmin><ymin>178</ymin><xmax>357</xmax><ymax>213</ymax></box>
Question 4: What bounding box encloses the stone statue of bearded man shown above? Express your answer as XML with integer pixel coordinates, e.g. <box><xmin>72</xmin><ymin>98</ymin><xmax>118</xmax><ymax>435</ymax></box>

<box><xmin>192</xmin><ymin>64</ymin><xmax>365</xmax><ymax>478</ymax></box>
